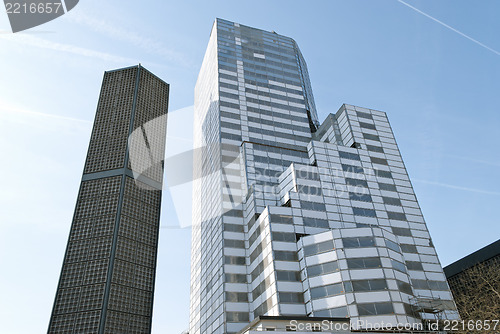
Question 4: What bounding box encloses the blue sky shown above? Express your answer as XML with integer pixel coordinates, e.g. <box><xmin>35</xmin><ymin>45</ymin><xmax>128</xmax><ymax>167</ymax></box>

<box><xmin>1</xmin><ymin>1</ymin><xmax>499</xmax><ymax>333</ymax></box>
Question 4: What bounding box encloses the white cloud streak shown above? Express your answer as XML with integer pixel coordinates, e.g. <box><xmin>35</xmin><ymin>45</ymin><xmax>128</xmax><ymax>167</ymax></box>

<box><xmin>413</xmin><ymin>178</ymin><xmax>500</xmax><ymax>196</ymax></box>
<box><xmin>0</xmin><ymin>33</ymin><xmax>138</xmax><ymax>63</ymax></box>
<box><xmin>0</xmin><ymin>99</ymin><xmax>91</xmax><ymax>124</ymax></box>
<box><xmin>396</xmin><ymin>0</ymin><xmax>500</xmax><ymax>56</ymax></box>
<box><xmin>66</xmin><ymin>11</ymin><xmax>191</xmax><ymax>68</ymax></box>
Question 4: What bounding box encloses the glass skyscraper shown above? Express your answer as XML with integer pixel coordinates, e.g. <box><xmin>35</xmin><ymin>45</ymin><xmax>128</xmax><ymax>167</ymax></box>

<box><xmin>48</xmin><ymin>65</ymin><xmax>169</xmax><ymax>333</ymax></box>
<box><xmin>189</xmin><ymin>19</ymin><xmax>458</xmax><ymax>334</ymax></box>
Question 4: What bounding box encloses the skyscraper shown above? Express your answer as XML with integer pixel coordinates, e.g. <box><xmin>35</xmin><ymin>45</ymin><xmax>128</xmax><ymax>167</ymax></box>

<box><xmin>48</xmin><ymin>65</ymin><xmax>169</xmax><ymax>333</ymax></box>
<box><xmin>189</xmin><ymin>19</ymin><xmax>458</xmax><ymax>334</ymax></box>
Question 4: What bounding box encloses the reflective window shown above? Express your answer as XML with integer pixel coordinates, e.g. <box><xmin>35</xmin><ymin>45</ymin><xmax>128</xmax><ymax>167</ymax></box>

<box><xmin>378</xmin><ymin>182</ymin><xmax>397</xmax><ymax>192</ymax></box>
<box><xmin>342</xmin><ymin>164</ymin><xmax>364</xmax><ymax>174</ymax></box>
<box><xmin>339</xmin><ymin>151</ymin><xmax>361</xmax><ymax>161</ymax></box>
<box><xmin>358</xmin><ymin>302</ymin><xmax>394</xmax><ymax>316</ymax></box>
<box><xmin>310</xmin><ymin>282</ymin><xmax>344</xmax><ymax>299</ymax></box>
<box><xmin>301</xmin><ymin>201</ymin><xmax>326</xmax><ymax>211</ymax></box>
<box><xmin>345</xmin><ymin>279</ymin><xmax>387</xmax><ymax>292</ymax></box>
<box><xmin>384</xmin><ymin>239</ymin><xmax>401</xmax><ymax>253</ymax></box>
<box><xmin>370</xmin><ymin>157</ymin><xmax>388</xmax><ymax>165</ymax></box>
<box><xmin>388</xmin><ymin>211</ymin><xmax>407</xmax><ymax>221</ymax></box>
<box><xmin>225</xmin><ymin>292</ymin><xmax>248</xmax><ymax>302</ymax></box>
<box><xmin>303</xmin><ymin>240</ymin><xmax>334</xmax><ymax>257</ymax></box>
<box><xmin>352</xmin><ymin>207</ymin><xmax>377</xmax><ymax>217</ymax></box>
<box><xmin>307</xmin><ymin>261</ymin><xmax>338</xmax><ymax>277</ymax></box>
<box><xmin>383</xmin><ymin>197</ymin><xmax>402</xmax><ymax>206</ymax></box>
<box><xmin>406</xmin><ymin>261</ymin><xmax>424</xmax><ymax>271</ymax></box>
<box><xmin>279</xmin><ymin>292</ymin><xmax>304</xmax><ymax>303</ymax></box>
<box><xmin>359</xmin><ymin>122</ymin><xmax>376</xmax><ymax>130</ymax></box>
<box><xmin>397</xmin><ymin>280</ymin><xmax>413</xmax><ymax>295</ymax></box>
<box><xmin>303</xmin><ymin>217</ymin><xmax>329</xmax><ymax>228</ymax></box>
<box><xmin>349</xmin><ymin>192</ymin><xmax>373</xmax><ymax>202</ymax></box>
<box><xmin>347</xmin><ymin>257</ymin><xmax>382</xmax><ymax>269</ymax></box>
<box><xmin>276</xmin><ymin>271</ymin><xmax>301</xmax><ymax>282</ymax></box>
<box><xmin>391</xmin><ymin>227</ymin><xmax>412</xmax><ymax>236</ymax></box>
<box><xmin>391</xmin><ymin>259</ymin><xmax>407</xmax><ymax>273</ymax></box>
<box><xmin>363</xmin><ymin>133</ymin><xmax>380</xmax><ymax>141</ymax></box>
<box><xmin>274</xmin><ymin>251</ymin><xmax>298</xmax><ymax>262</ymax></box>
<box><xmin>226</xmin><ymin>312</ymin><xmax>249</xmax><ymax>322</ymax></box>
<box><xmin>400</xmin><ymin>244</ymin><xmax>418</xmax><ymax>253</ymax></box>
<box><xmin>342</xmin><ymin>236</ymin><xmax>375</xmax><ymax>248</ymax></box>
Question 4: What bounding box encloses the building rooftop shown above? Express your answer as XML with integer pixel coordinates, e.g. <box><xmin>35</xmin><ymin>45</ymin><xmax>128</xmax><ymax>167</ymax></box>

<box><xmin>444</xmin><ymin>239</ymin><xmax>500</xmax><ymax>278</ymax></box>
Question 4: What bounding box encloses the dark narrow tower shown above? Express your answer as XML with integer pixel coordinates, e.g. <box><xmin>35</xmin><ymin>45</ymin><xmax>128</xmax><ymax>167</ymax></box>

<box><xmin>48</xmin><ymin>65</ymin><xmax>169</xmax><ymax>333</ymax></box>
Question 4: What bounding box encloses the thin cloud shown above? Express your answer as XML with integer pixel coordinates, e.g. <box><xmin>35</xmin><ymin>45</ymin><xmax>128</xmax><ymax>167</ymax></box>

<box><xmin>66</xmin><ymin>11</ymin><xmax>192</xmax><ymax>68</ymax></box>
<box><xmin>0</xmin><ymin>99</ymin><xmax>91</xmax><ymax>124</ymax></box>
<box><xmin>0</xmin><ymin>33</ymin><xmax>138</xmax><ymax>63</ymax></box>
<box><xmin>396</xmin><ymin>0</ymin><xmax>500</xmax><ymax>56</ymax></box>
<box><xmin>413</xmin><ymin>179</ymin><xmax>500</xmax><ymax>196</ymax></box>
<box><xmin>444</xmin><ymin>154</ymin><xmax>500</xmax><ymax>168</ymax></box>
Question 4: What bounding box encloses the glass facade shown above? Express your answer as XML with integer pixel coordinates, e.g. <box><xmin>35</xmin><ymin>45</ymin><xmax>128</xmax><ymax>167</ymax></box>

<box><xmin>48</xmin><ymin>65</ymin><xmax>169</xmax><ymax>333</ymax></box>
<box><xmin>190</xmin><ymin>19</ymin><xmax>458</xmax><ymax>334</ymax></box>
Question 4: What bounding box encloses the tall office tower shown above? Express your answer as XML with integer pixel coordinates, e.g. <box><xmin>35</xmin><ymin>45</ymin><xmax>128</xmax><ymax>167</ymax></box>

<box><xmin>48</xmin><ymin>65</ymin><xmax>169</xmax><ymax>334</ymax></box>
<box><xmin>190</xmin><ymin>18</ymin><xmax>458</xmax><ymax>334</ymax></box>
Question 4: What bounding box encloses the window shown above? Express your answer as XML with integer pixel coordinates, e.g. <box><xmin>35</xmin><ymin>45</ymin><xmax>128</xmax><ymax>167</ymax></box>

<box><xmin>301</xmin><ymin>201</ymin><xmax>326</xmax><ymax>211</ymax></box>
<box><xmin>370</xmin><ymin>157</ymin><xmax>388</xmax><ymax>165</ymax></box>
<box><xmin>342</xmin><ymin>164</ymin><xmax>364</xmax><ymax>174</ymax></box>
<box><xmin>226</xmin><ymin>292</ymin><xmax>248</xmax><ymax>302</ymax></box>
<box><xmin>250</xmin><ymin>240</ymin><xmax>267</xmax><ymax>263</ymax></box>
<box><xmin>347</xmin><ymin>257</ymin><xmax>382</xmax><ymax>269</ymax></box>
<box><xmin>276</xmin><ymin>271</ymin><xmax>301</xmax><ymax>282</ymax></box>
<box><xmin>375</xmin><ymin>169</ymin><xmax>392</xmax><ymax>178</ymax></box>
<box><xmin>349</xmin><ymin>192</ymin><xmax>372</xmax><ymax>202</ymax></box>
<box><xmin>384</xmin><ymin>239</ymin><xmax>401</xmax><ymax>253</ymax></box>
<box><xmin>272</xmin><ymin>232</ymin><xmax>296</xmax><ymax>242</ymax></box>
<box><xmin>225</xmin><ymin>256</ymin><xmax>246</xmax><ymax>265</ymax></box>
<box><xmin>224</xmin><ymin>239</ymin><xmax>245</xmax><ymax>248</ymax></box>
<box><xmin>383</xmin><ymin>197</ymin><xmax>402</xmax><ymax>206</ymax></box>
<box><xmin>225</xmin><ymin>273</ymin><xmax>246</xmax><ymax>283</ymax></box>
<box><xmin>303</xmin><ymin>217</ymin><xmax>329</xmax><ymax>228</ymax></box>
<box><xmin>387</xmin><ymin>211</ymin><xmax>407</xmax><ymax>221</ymax></box>
<box><xmin>346</xmin><ymin>178</ymin><xmax>368</xmax><ymax>188</ymax></box>
<box><xmin>310</xmin><ymin>282</ymin><xmax>344</xmax><ymax>299</ymax></box>
<box><xmin>378</xmin><ymin>182</ymin><xmax>397</xmax><ymax>192</ymax></box>
<box><xmin>223</xmin><ymin>223</ymin><xmax>244</xmax><ymax>232</ymax></box>
<box><xmin>339</xmin><ymin>151</ymin><xmax>361</xmax><ymax>161</ymax></box>
<box><xmin>363</xmin><ymin>133</ymin><xmax>380</xmax><ymax>141</ymax></box>
<box><xmin>352</xmin><ymin>207</ymin><xmax>377</xmax><ymax>217</ymax></box>
<box><xmin>307</xmin><ymin>261</ymin><xmax>338</xmax><ymax>277</ymax></box>
<box><xmin>274</xmin><ymin>251</ymin><xmax>298</xmax><ymax>262</ymax></box>
<box><xmin>391</xmin><ymin>259</ymin><xmax>407</xmax><ymax>273</ymax></box>
<box><xmin>279</xmin><ymin>292</ymin><xmax>304</xmax><ymax>303</ymax></box>
<box><xmin>400</xmin><ymin>244</ymin><xmax>418</xmax><ymax>253</ymax></box>
<box><xmin>314</xmin><ymin>306</ymin><xmax>348</xmax><ymax>318</ymax></box>
<box><xmin>342</xmin><ymin>236</ymin><xmax>375</xmax><ymax>248</ymax></box>
<box><xmin>406</xmin><ymin>261</ymin><xmax>424</xmax><ymax>271</ymax></box>
<box><xmin>412</xmin><ymin>279</ymin><xmax>449</xmax><ymax>291</ymax></box>
<box><xmin>303</xmin><ymin>240</ymin><xmax>334</xmax><ymax>256</ymax></box>
<box><xmin>358</xmin><ymin>302</ymin><xmax>394</xmax><ymax>316</ymax></box>
<box><xmin>366</xmin><ymin>145</ymin><xmax>384</xmax><ymax>153</ymax></box>
<box><xmin>252</xmin><ymin>277</ymin><xmax>271</xmax><ymax>299</ymax></box>
<box><xmin>356</xmin><ymin>111</ymin><xmax>373</xmax><ymax>120</ymax></box>
<box><xmin>359</xmin><ymin>122</ymin><xmax>376</xmax><ymax>130</ymax></box>
<box><xmin>391</xmin><ymin>226</ymin><xmax>412</xmax><ymax>236</ymax></box>
<box><xmin>397</xmin><ymin>280</ymin><xmax>413</xmax><ymax>295</ymax></box>
<box><xmin>346</xmin><ymin>279</ymin><xmax>387</xmax><ymax>292</ymax></box>
<box><xmin>226</xmin><ymin>312</ymin><xmax>249</xmax><ymax>322</ymax></box>
<box><xmin>270</xmin><ymin>214</ymin><xmax>293</xmax><ymax>225</ymax></box>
